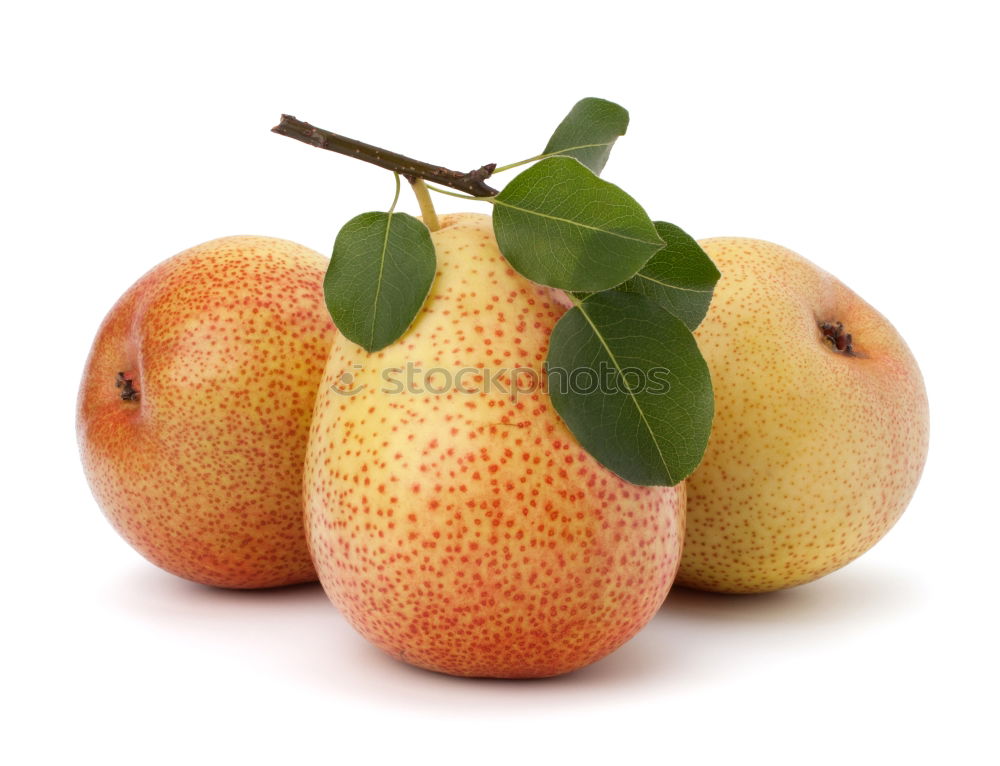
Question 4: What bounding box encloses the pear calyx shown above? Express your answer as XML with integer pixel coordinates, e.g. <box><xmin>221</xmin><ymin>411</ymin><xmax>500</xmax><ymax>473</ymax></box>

<box><xmin>115</xmin><ymin>371</ymin><xmax>139</xmax><ymax>402</ymax></box>
<box><xmin>819</xmin><ymin>321</ymin><xmax>857</xmax><ymax>356</ymax></box>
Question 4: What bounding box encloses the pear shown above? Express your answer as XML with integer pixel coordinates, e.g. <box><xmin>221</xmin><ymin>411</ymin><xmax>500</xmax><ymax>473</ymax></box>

<box><xmin>680</xmin><ymin>238</ymin><xmax>929</xmax><ymax>593</ymax></box>
<box><xmin>304</xmin><ymin>213</ymin><xmax>685</xmax><ymax>678</ymax></box>
<box><xmin>77</xmin><ymin>236</ymin><xmax>336</xmax><ymax>588</ymax></box>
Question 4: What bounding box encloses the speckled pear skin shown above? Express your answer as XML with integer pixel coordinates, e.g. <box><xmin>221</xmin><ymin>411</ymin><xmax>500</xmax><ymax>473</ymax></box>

<box><xmin>304</xmin><ymin>213</ymin><xmax>685</xmax><ymax>678</ymax></box>
<box><xmin>680</xmin><ymin>238</ymin><xmax>929</xmax><ymax>594</ymax></box>
<box><xmin>77</xmin><ymin>236</ymin><xmax>336</xmax><ymax>589</ymax></box>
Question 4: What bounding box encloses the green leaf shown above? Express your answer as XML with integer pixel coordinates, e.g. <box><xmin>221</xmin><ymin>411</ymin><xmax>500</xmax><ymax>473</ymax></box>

<box><xmin>543</xmin><ymin>97</ymin><xmax>629</xmax><ymax>175</ymax></box>
<box><xmin>546</xmin><ymin>290</ymin><xmax>714</xmax><ymax>486</ymax></box>
<box><xmin>324</xmin><ymin>211</ymin><xmax>436</xmax><ymax>352</ymax></box>
<box><xmin>492</xmin><ymin>156</ymin><xmax>663</xmax><ymax>291</ymax></box>
<box><xmin>616</xmin><ymin>221</ymin><xmax>721</xmax><ymax>330</ymax></box>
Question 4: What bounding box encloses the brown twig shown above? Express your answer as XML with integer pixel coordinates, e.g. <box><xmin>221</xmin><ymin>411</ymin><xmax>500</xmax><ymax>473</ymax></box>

<box><xmin>271</xmin><ymin>115</ymin><xmax>498</xmax><ymax>197</ymax></box>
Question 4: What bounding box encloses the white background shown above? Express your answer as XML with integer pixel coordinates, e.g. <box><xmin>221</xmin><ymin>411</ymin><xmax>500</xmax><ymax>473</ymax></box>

<box><xmin>3</xmin><ymin>1</ymin><xmax>998</xmax><ymax>764</ymax></box>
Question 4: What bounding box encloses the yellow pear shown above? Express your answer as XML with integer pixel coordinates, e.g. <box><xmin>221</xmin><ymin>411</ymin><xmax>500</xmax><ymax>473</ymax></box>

<box><xmin>304</xmin><ymin>212</ymin><xmax>685</xmax><ymax>678</ymax></box>
<box><xmin>680</xmin><ymin>238</ymin><xmax>929</xmax><ymax>593</ymax></box>
<box><xmin>78</xmin><ymin>236</ymin><xmax>336</xmax><ymax>588</ymax></box>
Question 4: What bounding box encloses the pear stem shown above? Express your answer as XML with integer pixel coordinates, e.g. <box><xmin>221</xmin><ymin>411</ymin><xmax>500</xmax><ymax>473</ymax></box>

<box><xmin>271</xmin><ymin>115</ymin><xmax>499</xmax><ymax>197</ymax></box>
<box><xmin>409</xmin><ymin>179</ymin><xmax>440</xmax><ymax>232</ymax></box>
